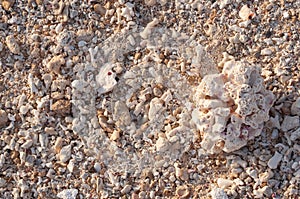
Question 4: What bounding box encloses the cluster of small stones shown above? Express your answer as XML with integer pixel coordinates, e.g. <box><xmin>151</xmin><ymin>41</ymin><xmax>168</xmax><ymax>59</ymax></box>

<box><xmin>0</xmin><ymin>0</ymin><xmax>299</xmax><ymax>199</ymax></box>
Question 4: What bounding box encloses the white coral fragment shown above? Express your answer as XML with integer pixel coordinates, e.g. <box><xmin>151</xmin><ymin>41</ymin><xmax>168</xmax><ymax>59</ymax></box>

<box><xmin>239</xmin><ymin>5</ymin><xmax>255</xmax><ymax>21</ymax></box>
<box><xmin>95</xmin><ymin>63</ymin><xmax>117</xmax><ymax>95</ymax></box>
<box><xmin>148</xmin><ymin>98</ymin><xmax>164</xmax><ymax>121</ymax></box>
<box><xmin>140</xmin><ymin>18</ymin><xmax>159</xmax><ymax>39</ymax></box>
<box><xmin>193</xmin><ymin>60</ymin><xmax>275</xmax><ymax>154</ymax></box>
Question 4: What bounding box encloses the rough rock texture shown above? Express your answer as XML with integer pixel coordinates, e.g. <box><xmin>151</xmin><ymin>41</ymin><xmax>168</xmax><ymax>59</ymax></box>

<box><xmin>192</xmin><ymin>60</ymin><xmax>275</xmax><ymax>153</ymax></box>
<box><xmin>0</xmin><ymin>110</ymin><xmax>8</xmax><ymax>128</ymax></box>
<box><xmin>57</xmin><ymin>189</ymin><xmax>78</xmax><ymax>199</ymax></box>
<box><xmin>51</xmin><ymin>100</ymin><xmax>71</xmax><ymax>116</ymax></box>
<box><xmin>210</xmin><ymin>188</ymin><xmax>228</xmax><ymax>199</ymax></box>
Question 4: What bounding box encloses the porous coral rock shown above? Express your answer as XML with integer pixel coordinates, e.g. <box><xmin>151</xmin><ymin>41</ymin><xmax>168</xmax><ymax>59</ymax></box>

<box><xmin>192</xmin><ymin>60</ymin><xmax>275</xmax><ymax>153</ymax></box>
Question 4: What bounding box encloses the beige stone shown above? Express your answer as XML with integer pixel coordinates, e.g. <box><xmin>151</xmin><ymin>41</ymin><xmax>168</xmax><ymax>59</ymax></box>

<box><xmin>2</xmin><ymin>0</ymin><xmax>15</xmax><ymax>10</ymax></box>
<box><xmin>0</xmin><ymin>110</ymin><xmax>8</xmax><ymax>128</ymax></box>
<box><xmin>51</xmin><ymin>100</ymin><xmax>71</xmax><ymax>116</ymax></box>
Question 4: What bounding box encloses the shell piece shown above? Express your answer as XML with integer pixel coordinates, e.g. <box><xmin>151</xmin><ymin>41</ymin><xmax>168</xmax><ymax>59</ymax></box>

<box><xmin>193</xmin><ymin>60</ymin><xmax>275</xmax><ymax>154</ymax></box>
<box><xmin>239</xmin><ymin>5</ymin><xmax>255</xmax><ymax>21</ymax></box>
<box><xmin>51</xmin><ymin>100</ymin><xmax>71</xmax><ymax>116</ymax></box>
<box><xmin>95</xmin><ymin>63</ymin><xmax>117</xmax><ymax>95</ymax></box>
<box><xmin>290</xmin><ymin>127</ymin><xmax>300</xmax><ymax>141</ymax></box>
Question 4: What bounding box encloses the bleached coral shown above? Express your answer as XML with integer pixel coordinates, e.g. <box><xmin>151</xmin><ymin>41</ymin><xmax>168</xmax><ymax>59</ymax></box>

<box><xmin>192</xmin><ymin>60</ymin><xmax>275</xmax><ymax>154</ymax></box>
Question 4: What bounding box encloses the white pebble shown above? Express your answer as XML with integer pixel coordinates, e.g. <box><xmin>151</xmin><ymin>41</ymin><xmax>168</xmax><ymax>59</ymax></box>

<box><xmin>67</xmin><ymin>159</ymin><xmax>75</xmax><ymax>173</ymax></box>
<box><xmin>59</xmin><ymin>145</ymin><xmax>72</xmax><ymax>163</ymax></box>
<box><xmin>0</xmin><ymin>178</ymin><xmax>6</xmax><ymax>188</ymax></box>
<box><xmin>155</xmin><ymin>136</ymin><xmax>168</xmax><ymax>152</ymax></box>
<box><xmin>94</xmin><ymin>162</ymin><xmax>101</xmax><ymax>173</ymax></box>
<box><xmin>21</xmin><ymin>139</ymin><xmax>33</xmax><ymax>149</ymax></box>
<box><xmin>55</xmin><ymin>23</ymin><xmax>63</xmax><ymax>33</ymax></box>
<box><xmin>210</xmin><ymin>188</ymin><xmax>228</xmax><ymax>199</ymax></box>
<box><xmin>217</xmin><ymin>178</ymin><xmax>233</xmax><ymax>189</ymax></box>
<box><xmin>283</xmin><ymin>11</ymin><xmax>289</xmax><ymax>19</ymax></box>
<box><xmin>121</xmin><ymin>185</ymin><xmax>131</xmax><ymax>194</ymax></box>
<box><xmin>57</xmin><ymin>189</ymin><xmax>78</xmax><ymax>199</ymax></box>
<box><xmin>267</xmin><ymin>151</ymin><xmax>283</xmax><ymax>169</ymax></box>
<box><xmin>261</xmin><ymin>48</ymin><xmax>273</xmax><ymax>55</ymax></box>
<box><xmin>19</xmin><ymin>105</ymin><xmax>30</xmax><ymax>115</ymax></box>
<box><xmin>239</xmin><ymin>5</ymin><xmax>253</xmax><ymax>21</ymax></box>
<box><xmin>78</xmin><ymin>40</ymin><xmax>87</xmax><ymax>47</ymax></box>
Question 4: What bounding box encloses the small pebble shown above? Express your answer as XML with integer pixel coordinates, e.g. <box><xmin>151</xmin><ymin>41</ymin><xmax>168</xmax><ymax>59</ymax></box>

<box><xmin>59</xmin><ymin>145</ymin><xmax>72</xmax><ymax>163</ymax></box>
<box><xmin>94</xmin><ymin>4</ymin><xmax>106</xmax><ymax>16</ymax></box>
<box><xmin>2</xmin><ymin>0</ymin><xmax>15</xmax><ymax>11</ymax></box>
<box><xmin>217</xmin><ymin>178</ymin><xmax>233</xmax><ymax>189</ymax></box>
<box><xmin>239</xmin><ymin>5</ymin><xmax>254</xmax><ymax>21</ymax></box>
<box><xmin>57</xmin><ymin>189</ymin><xmax>78</xmax><ymax>199</ymax></box>
<box><xmin>94</xmin><ymin>162</ymin><xmax>101</xmax><ymax>173</ymax></box>
<box><xmin>261</xmin><ymin>48</ymin><xmax>273</xmax><ymax>55</ymax></box>
<box><xmin>267</xmin><ymin>151</ymin><xmax>283</xmax><ymax>169</ymax></box>
<box><xmin>121</xmin><ymin>184</ymin><xmax>131</xmax><ymax>194</ymax></box>
<box><xmin>0</xmin><ymin>110</ymin><xmax>8</xmax><ymax>128</ymax></box>
<box><xmin>281</xmin><ymin>116</ymin><xmax>299</xmax><ymax>132</ymax></box>
<box><xmin>210</xmin><ymin>188</ymin><xmax>228</xmax><ymax>199</ymax></box>
<box><xmin>5</xmin><ymin>35</ymin><xmax>20</xmax><ymax>54</ymax></box>
<box><xmin>291</xmin><ymin>97</ymin><xmax>300</xmax><ymax>116</ymax></box>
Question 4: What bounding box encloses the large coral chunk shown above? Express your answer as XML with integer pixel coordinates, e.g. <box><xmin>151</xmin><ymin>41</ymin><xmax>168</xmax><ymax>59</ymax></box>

<box><xmin>192</xmin><ymin>60</ymin><xmax>275</xmax><ymax>153</ymax></box>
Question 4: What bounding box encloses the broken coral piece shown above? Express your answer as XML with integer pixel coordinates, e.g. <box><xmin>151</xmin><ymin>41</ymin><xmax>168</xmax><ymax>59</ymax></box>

<box><xmin>192</xmin><ymin>60</ymin><xmax>275</xmax><ymax>154</ymax></box>
<box><xmin>95</xmin><ymin>63</ymin><xmax>117</xmax><ymax>95</ymax></box>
